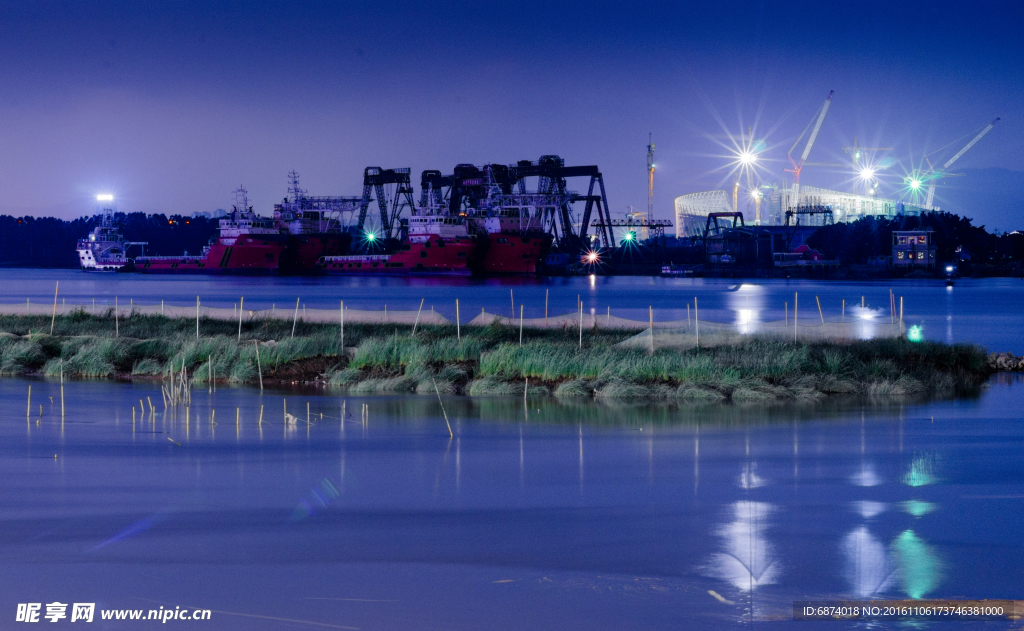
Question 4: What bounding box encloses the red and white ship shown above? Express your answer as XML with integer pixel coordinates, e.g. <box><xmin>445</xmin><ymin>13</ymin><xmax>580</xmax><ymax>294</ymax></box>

<box><xmin>133</xmin><ymin>188</ymin><xmax>287</xmax><ymax>274</ymax></box>
<box><xmin>317</xmin><ymin>208</ymin><xmax>474</xmax><ymax>275</ymax></box>
<box><xmin>273</xmin><ymin>171</ymin><xmax>357</xmax><ymax>274</ymax></box>
<box><xmin>465</xmin><ymin>168</ymin><xmax>553</xmax><ymax>274</ymax></box>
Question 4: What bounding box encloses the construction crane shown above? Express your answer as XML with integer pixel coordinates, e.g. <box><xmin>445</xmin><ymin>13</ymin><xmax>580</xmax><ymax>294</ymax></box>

<box><xmin>785</xmin><ymin>90</ymin><xmax>834</xmax><ymax>208</ymax></box>
<box><xmin>923</xmin><ymin>118</ymin><xmax>999</xmax><ymax>207</ymax></box>
<box><xmin>647</xmin><ymin>134</ymin><xmax>655</xmax><ymax>222</ymax></box>
<box><xmin>842</xmin><ymin>137</ymin><xmax>893</xmax><ymax>170</ymax></box>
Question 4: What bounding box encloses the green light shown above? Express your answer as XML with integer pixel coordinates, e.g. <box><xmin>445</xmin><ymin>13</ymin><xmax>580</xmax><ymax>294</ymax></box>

<box><xmin>624</xmin><ymin>231</ymin><xmax>635</xmax><ymax>242</ymax></box>
<box><xmin>903</xmin><ymin>453</ymin><xmax>937</xmax><ymax>487</ymax></box>
<box><xmin>366</xmin><ymin>232</ymin><xmax>376</xmax><ymax>242</ymax></box>
<box><xmin>907</xmin><ymin>325</ymin><xmax>923</xmax><ymax>342</ymax></box>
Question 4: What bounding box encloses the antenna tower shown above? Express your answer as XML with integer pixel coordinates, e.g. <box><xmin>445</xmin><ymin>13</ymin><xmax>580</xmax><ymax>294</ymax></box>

<box><xmin>646</xmin><ymin>134</ymin><xmax>655</xmax><ymax>221</ymax></box>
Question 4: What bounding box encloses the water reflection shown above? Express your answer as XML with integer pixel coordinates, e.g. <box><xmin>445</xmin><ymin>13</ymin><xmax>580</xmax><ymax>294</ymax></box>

<box><xmin>843</xmin><ymin>526</ymin><xmax>896</xmax><ymax>597</ymax></box>
<box><xmin>850</xmin><ymin>462</ymin><xmax>881</xmax><ymax>487</ymax></box>
<box><xmin>706</xmin><ymin>501</ymin><xmax>779</xmax><ymax>592</ymax></box>
<box><xmin>852</xmin><ymin>500</ymin><xmax>887</xmax><ymax>519</ymax></box>
<box><xmin>899</xmin><ymin>499</ymin><xmax>937</xmax><ymax>518</ymax></box>
<box><xmin>903</xmin><ymin>453</ymin><xmax>938</xmax><ymax>487</ymax></box>
<box><xmin>892</xmin><ymin>530</ymin><xmax>941</xmax><ymax>599</ymax></box>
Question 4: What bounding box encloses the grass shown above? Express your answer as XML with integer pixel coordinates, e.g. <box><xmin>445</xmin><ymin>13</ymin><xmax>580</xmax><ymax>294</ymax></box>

<box><xmin>0</xmin><ymin>311</ymin><xmax>994</xmax><ymax>401</ymax></box>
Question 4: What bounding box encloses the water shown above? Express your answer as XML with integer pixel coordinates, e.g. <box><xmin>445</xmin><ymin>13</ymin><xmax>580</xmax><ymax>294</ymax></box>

<box><xmin>1</xmin><ymin>377</ymin><xmax>1021</xmax><ymax>629</ymax></box>
<box><xmin>3</xmin><ymin>269</ymin><xmax>1023</xmax><ymax>352</ymax></box>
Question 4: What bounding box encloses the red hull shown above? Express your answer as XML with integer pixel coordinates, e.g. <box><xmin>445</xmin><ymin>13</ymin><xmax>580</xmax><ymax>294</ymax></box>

<box><xmin>280</xmin><ymin>233</ymin><xmax>352</xmax><ymax>275</ymax></box>
<box><xmin>319</xmin><ymin>235</ymin><xmax>473</xmax><ymax>275</ymax></box>
<box><xmin>477</xmin><ymin>231</ymin><xmax>552</xmax><ymax>274</ymax></box>
<box><xmin>134</xmin><ymin>237</ymin><xmax>286</xmax><ymax>274</ymax></box>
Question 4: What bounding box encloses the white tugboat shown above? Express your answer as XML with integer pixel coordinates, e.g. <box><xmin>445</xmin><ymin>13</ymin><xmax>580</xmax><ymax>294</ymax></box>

<box><xmin>76</xmin><ymin>195</ymin><xmax>140</xmax><ymax>271</ymax></box>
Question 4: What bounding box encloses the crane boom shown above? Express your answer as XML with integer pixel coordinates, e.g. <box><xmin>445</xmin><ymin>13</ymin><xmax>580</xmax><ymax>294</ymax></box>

<box><xmin>925</xmin><ymin>117</ymin><xmax>999</xmax><ymax>207</ymax></box>
<box><xmin>800</xmin><ymin>90</ymin><xmax>834</xmax><ymax>162</ymax></box>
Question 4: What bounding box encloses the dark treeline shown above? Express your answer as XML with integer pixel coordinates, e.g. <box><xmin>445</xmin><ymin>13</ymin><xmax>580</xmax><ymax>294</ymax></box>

<box><xmin>0</xmin><ymin>213</ymin><xmax>219</xmax><ymax>268</ymax></box>
<box><xmin>807</xmin><ymin>212</ymin><xmax>1024</xmax><ymax>275</ymax></box>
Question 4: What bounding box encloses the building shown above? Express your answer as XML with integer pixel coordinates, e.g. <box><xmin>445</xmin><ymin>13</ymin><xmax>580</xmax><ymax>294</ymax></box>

<box><xmin>892</xmin><ymin>230</ymin><xmax>936</xmax><ymax>269</ymax></box>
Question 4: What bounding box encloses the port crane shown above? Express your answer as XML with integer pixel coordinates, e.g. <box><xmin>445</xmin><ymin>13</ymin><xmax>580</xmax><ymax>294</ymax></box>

<box><xmin>922</xmin><ymin>118</ymin><xmax>999</xmax><ymax>207</ymax></box>
<box><xmin>785</xmin><ymin>90</ymin><xmax>834</xmax><ymax>208</ymax></box>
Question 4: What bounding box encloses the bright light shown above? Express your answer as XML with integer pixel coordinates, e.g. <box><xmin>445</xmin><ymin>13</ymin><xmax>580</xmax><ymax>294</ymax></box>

<box><xmin>907</xmin><ymin>325</ymin><xmax>923</xmax><ymax>343</ymax></box>
<box><xmin>739</xmin><ymin>152</ymin><xmax>757</xmax><ymax>165</ymax></box>
<box><xmin>859</xmin><ymin>167</ymin><xmax>875</xmax><ymax>180</ymax></box>
<box><xmin>909</xmin><ymin>179</ymin><xmax>922</xmax><ymax>190</ymax></box>
<box><xmin>365</xmin><ymin>232</ymin><xmax>376</xmax><ymax>242</ymax></box>
<box><xmin>750</xmin><ymin>190</ymin><xmax>761</xmax><ymax>200</ymax></box>
<box><xmin>945</xmin><ymin>265</ymin><xmax>954</xmax><ymax>273</ymax></box>
<box><xmin>623</xmin><ymin>231</ymin><xmax>635</xmax><ymax>242</ymax></box>
<box><xmin>96</xmin><ymin>194</ymin><xmax>114</xmax><ymax>201</ymax></box>
<box><xmin>583</xmin><ymin>251</ymin><xmax>599</xmax><ymax>264</ymax></box>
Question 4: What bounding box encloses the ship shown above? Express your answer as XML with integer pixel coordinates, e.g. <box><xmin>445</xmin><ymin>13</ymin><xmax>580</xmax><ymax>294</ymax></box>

<box><xmin>317</xmin><ymin>203</ymin><xmax>474</xmax><ymax>275</ymax></box>
<box><xmin>465</xmin><ymin>172</ymin><xmax>553</xmax><ymax>275</ymax></box>
<box><xmin>77</xmin><ymin>196</ymin><xmax>140</xmax><ymax>271</ymax></box>
<box><xmin>132</xmin><ymin>188</ymin><xmax>287</xmax><ymax>274</ymax></box>
<box><xmin>273</xmin><ymin>171</ymin><xmax>358</xmax><ymax>274</ymax></box>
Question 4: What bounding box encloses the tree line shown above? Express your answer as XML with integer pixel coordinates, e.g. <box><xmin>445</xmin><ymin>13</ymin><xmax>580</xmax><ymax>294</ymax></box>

<box><xmin>0</xmin><ymin>213</ymin><xmax>219</xmax><ymax>268</ymax></box>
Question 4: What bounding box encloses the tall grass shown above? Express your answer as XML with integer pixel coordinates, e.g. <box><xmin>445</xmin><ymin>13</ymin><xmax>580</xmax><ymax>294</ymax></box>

<box><xmin>0</xmin><ymin>312</ymin><xmax>992</xmax><ymax>400</ymax></box>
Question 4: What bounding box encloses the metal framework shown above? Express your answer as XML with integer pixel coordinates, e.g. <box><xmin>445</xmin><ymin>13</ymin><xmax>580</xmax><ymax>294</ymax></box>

<box><xmin>356</xmin><ymin>167</ymin><xmax>416</xmax><ymax>239</ymax></box>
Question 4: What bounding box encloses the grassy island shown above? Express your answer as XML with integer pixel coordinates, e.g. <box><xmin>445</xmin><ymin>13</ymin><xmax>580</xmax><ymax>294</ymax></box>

<box><xmin>0</xmin><ymin>311</ymin><xmax>993</xmax><ymax>401</ymax></box>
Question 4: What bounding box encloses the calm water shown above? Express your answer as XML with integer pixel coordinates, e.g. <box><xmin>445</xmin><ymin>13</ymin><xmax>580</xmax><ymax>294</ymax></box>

<box><xmin>2</xmin><ymin>269</ymin><xmax>1023</xmax><ymax>353</ymax></box>
<box><xmin>1</xmin><ymin>377</ymin><xmax>1022</xmax><ymax>629</ymax></box>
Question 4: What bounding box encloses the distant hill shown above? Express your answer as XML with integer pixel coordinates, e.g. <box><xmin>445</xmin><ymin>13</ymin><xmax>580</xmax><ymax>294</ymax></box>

<box><xmin>931</xmin><ymin>167</ymin><xmax>1024</xmax><ymax>233</ymax></box>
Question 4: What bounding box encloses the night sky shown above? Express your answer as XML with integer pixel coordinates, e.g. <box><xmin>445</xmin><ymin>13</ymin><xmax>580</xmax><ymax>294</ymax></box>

<box><xmin>1</xmin><ymin>0</ymin><xmax>1020</xmax><ymax>229</ymax></box>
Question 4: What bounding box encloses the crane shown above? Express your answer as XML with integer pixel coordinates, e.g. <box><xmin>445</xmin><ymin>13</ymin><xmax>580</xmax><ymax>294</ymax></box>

<box><xmin>842</xmin><ymin>137</ymin><xmax>894</xmax><ymax>170</ymax></box>
<box><xmin>924</xmin><ymin>118</ymin><xmax>999</xmax><ymax>207</ymax></box>
<box><xmin>785</xmin><ymin>90</ymin><xmax>834</xmax><ymax>209</ymax></box>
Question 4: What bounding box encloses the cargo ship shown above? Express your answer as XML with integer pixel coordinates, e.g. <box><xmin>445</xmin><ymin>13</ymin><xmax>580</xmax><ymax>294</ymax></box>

<box><xmin>273</xmin><ymin>171</ymin><xmax>357</xmax><ymax>274</ymax></box>
<box><xmin>132</xmin><ymin>189</ymin><xmax>287</xmax><ymax>274</ymax></box>
<box><xmin>317</xmin><ymin>213</ymin><xmax>474</xmax><ymax>275</ymax></box>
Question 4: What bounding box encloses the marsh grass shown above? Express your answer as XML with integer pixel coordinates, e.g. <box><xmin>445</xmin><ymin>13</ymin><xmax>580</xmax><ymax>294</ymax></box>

<box><xmin>0</xmin><ymin>312</ymin><xmax>991</xmax><ymax>400</ymax></box>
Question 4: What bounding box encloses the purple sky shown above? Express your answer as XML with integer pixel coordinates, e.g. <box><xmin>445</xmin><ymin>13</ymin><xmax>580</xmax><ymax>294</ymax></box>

<box><xmin>1</xmin><ymin>0</ymin><xmax>1020</xmax><ymax>228</ymax></box>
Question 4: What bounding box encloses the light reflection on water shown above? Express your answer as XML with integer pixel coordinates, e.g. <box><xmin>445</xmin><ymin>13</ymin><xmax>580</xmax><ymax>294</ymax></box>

<box><xmin>0</xmin><ymin>377</ymin><xmax>1020</xmax><ymax>629</ymax></box>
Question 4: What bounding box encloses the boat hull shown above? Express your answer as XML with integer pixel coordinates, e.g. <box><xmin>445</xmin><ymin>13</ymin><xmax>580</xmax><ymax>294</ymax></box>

<box><xmin>281</xmin><ymin>233</ymin><xmax>352</xmax><ymax>275</ymax></box>
<box><xmin>475</xmin><ymin>231</ymin><xmax>552</xmax><ymax>275</ymax></box>
<box><xmin>319</xmin><ymin>235</ymin><xmax>473</xmax><ymax>275</ymax></box>
<box><xmin>133</xmin><ymin>238</ymin><xmax>286</xmax><ymax>274</ymax></box>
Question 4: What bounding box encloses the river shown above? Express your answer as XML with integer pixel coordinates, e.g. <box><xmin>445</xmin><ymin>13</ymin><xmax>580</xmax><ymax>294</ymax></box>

<box><xmin>2</xmin><ymin>269</ymin><xmax>1023</xmax><ymax>353</ymax></box>
<box><xmin>0</xmin><ymin>374</ymin><xmax>1021</xmax><ymax>629</ymax></box>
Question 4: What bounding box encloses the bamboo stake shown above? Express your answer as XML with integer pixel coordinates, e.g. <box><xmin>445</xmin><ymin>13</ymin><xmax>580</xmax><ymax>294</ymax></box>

<box><xmin>412</xmin><ymin>297</ymin><xmax>425</xmax><ymax>336</ymax></box>
<box><xmin>60</xmin><ymin>359</ymin><xmax>65</xmax><ymax>422</ymax></box>
<box><xmin>649</xmin><ymin>306</ymin><xmax>655</xmax><ymax>352</ymax></box>
<box><xmin>291</xmin><ymin>297</ymin><xmax>300</xmax><ymax>338</ymax></box>
<box><xmin>694</xmin><ymin>297</ymin><xmax>699</xmax><ymax>347</ymax></box>
<box><xmin>606</xmin><ymin>306</ymin><xmax>610</xmax><ymax>327</ymax></box>
<box><xmin>161</xmin><ymin>299</ymin><xmax>164</xmax><ymax>313</ymax></box>
<box><xmin>433</xmin><ymin>378</ymin><xmax>454</xmax><ymax>438</ymax></box>
<box><xmin>237</xmin><ymin>296</ymin><xmax>244</xmax><ymax>341</ymax></box>
<box><xmin>688</xmin><ymin>303</ymin><xmax>691</xmax><ymax>326</ymax></box>
<box><xmin>284</xmin><ymin>399</ymin><xmax>287</xmax><ymax>422</ymax></box>
<box><xmin>785</xmin><ymin>301</ymin><xmax>788</xmax><ymax>325</ymax></box>
<box><xmin>27</xmin><ymin>385</ymin><xmax>31</xmax><ymax>422</ymax></box>
<box><xmin>50</xmin><ymin>281</ymin><xmax>59</xmax><ymax>334</ymax></box>
<box><xmin>236</xmin><ymin>407</ymin><xmax>240</xmax><ymax>429</ymax></box>
<box><xmin>842</xmin><ymin>299</ymin><xmax>845</xmax><ymax>323</ymax></box>
<box><xmin>258</xmin><ymin>404</ymin><xmax>264</xmax><ymax>426</ymax></box>
<box><xmin>794</xmin><ymin>292</ymin><xmax>799</xmax><ymax>341</ymax></box>
<box><xmin>196</xmin><ymin>296</ymin><xmax>200</xmax><ymax>339</ymax></box>
<box><xmin>510</xmin><ymin>289</ymin><xmax>515</xmax><ymax>320</ymax></box>
<box><xmin>455</xmin><ymin>299</ymin><xmax>461</xmax><ymax>340</ymax></box>
<box><xmin>340</xmin><ymin>300</ymin><xmax>344</xmax><ymax>352</ymax></box>
<box><xmin>519</xmin><ymin>305</ymin><xmax>524</xmax><ymax>346</ymax></box>
<box><xmin>545</xmin><ymin>288</ymin><xmax>549</xmax><ymax>323</ymax></box>
<box><xmin>115</xmin><ymin>297</ymin><xmax>119</xmax><ymax>337</ymax></box>
<box><xmin>815</xmin><ymin>295</ymin><xmax>824</xmax><ymax>324</ymax></box>
<box><xmin>578</xmin><ymin>301</ymin><xmax>583</xmax><ymax>350</ymax></box>
<box><xmin>147</xmin><ymin>396</ymin><xmax>154</xmax><ymax>414</ymax></box>
<box><xmin>254</xmin><ymin>341</ymin><xmax>263</xmax><ymax>390</ymax></box>
<box><xmin>208</xmin><ymin>355</ymin><xmax>212</xmax><ymax>394</ymax></box>
<box><xmin>900</xmin><ymin>296</ymin><xmax>903</xmax><ymax>325</ymax></box>
<box><xmin>307</xmin><ymin>401</ymin><xmax>311</xmax><ymax>426</ymax></box>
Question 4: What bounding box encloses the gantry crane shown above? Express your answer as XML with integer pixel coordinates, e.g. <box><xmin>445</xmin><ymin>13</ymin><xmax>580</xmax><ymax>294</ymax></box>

<box><xmin>785</xmin><ymin>90</ymin><xmax>834</xmax><ymax>208</ymax></box>
<box><xmin>923</xmin><ymin>118</ymin><xmax>1000</xmax><ymax>207</ymax></box>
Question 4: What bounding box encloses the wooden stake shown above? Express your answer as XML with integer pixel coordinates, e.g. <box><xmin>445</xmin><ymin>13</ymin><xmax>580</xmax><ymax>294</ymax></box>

<box><xmin>794</xmin><ymin>292</ymin><xmax>799</xmax><ymax>341</ymax></box>
<box><xmin>412</xmin><ymin>297</ymin><xmax>425</xmax><ymax>336</ymax></box>
<box><xmin>578</xmin><ymin>302</ymin><xmax>583</xmax><ymax>350</ymax></box>
<box><xmin>196</xmin><ymin>296</ymin><xmax>200</xmax><ymax>339</ymax></box>
<box><xmin>283</xmin><ymin>399</ymin><xmax>287</xmax><ymax>422</ymax></box>
<box><xmin>236</xmin><ymin>407</ymin><xmax>240</xmax><ymax>428</ymax></box>
<box><xmin>115</xmin><ymin>296</ymin><xmax>119</xmax><ymax>338</ymax></box>
<box><xmin>455</xmin><ymin>299</ymin><xmax>461</xmax><ymax>340</ymax></box>
<box><xmin>237</xmin><ymin>296</ymin><xmax>244</xmax><ymax>341</ymax></box>
<box><xmin>510</xmin><ymin>288</ymin><xmax>515</xmax><ymax>320</ymax></box>
<box><xmin>258</xmin><ymin>404</ymin><xmax>264</xmax><ymax>426</ymax></box>
<box><xmin>815</xmin><ymin>295</ymin><xmax>824</xmax><ymax>324</ymax></box>
<box><xmin>340</xmin><ymin>300</ymin><xmax>344</xmax><ymax>352</ymax></box>
<box><xmin>649</xmin><ymin>305</ymin><xmax>655</xmax><ymax>352</ymax></box>
<box><xmin>842</xmin><ymin>299</ymin><xmax>845</xmax><ymax>323</ymax></box>
<box><xmin>545</xmin><ymin>288</ymin><xmax>549</xmax><ymax>323</ymax></box>
<box><xmin>785</xmin><ymin>301</ymin><xmax>788</xmax><ymax>325</ymax></box>
<box><xmin>291</xmin><ymin>297</ymin><xmax>300</xmax><ymax>338</ymax></box>
<box><xmin>60</xmin><ymin>359</ymin><xmax>65</xmax><ymax>422</ymax></box>
<box><xmin>27</xmin><ymin>385</ymin><xmax>31</xmax><ymax>421</ymax></box>
<box><xmin>50</xmin><ymin>281</ymin><xmax>59</xmax><ymax>334</ymax></box>
<box><xmin>208</xmin><ymin>355</ymin><xmax>212</xmax><ymax>394</ymax></box>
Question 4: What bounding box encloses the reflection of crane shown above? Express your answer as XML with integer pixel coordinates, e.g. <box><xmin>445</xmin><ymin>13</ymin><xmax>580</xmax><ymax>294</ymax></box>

<box><xmin>924</xmin><ymin>118</ymin><xmax>999</xmax><ymax>207</ymax></box>
<box><xmin>785</xmin><ymin>90</ymin><xmax>834</xmax><ymax>208</ymax></box>
<box><xmin>647</xmin><ymin>134</ymin><xmax>655</xmax><ymax>222</ymax></box>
